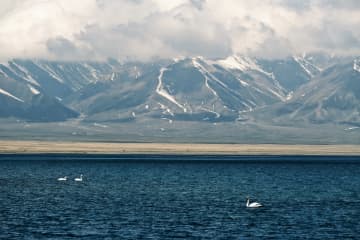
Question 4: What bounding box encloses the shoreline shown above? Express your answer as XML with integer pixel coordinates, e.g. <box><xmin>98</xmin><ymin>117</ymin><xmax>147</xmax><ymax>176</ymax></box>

<box><xmin>0</xmin><ymin>140</ymin><xmax>360</xmax><ymax>155</ymax></box>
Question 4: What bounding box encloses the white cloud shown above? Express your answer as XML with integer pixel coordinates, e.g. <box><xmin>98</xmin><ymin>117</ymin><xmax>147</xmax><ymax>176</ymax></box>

<box><xmin>0</xmin><ymin>0</ymin><xmax>359</xmax><ymax>61</ymax></box>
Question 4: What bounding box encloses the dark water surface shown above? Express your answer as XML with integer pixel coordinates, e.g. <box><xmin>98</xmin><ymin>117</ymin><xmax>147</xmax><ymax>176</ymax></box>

<box><xmin>0</xmin><ymin>155</ymin><xmax>359</xmax><ymax>239</ymax></box>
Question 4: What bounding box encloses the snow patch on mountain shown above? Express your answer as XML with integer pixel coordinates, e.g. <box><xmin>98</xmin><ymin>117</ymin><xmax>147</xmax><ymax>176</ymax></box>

<box><xmin>293</xmin><ymin>56</ymin><xmax>322</xmax><ymax>77</ymax></box>
<box><xmin>173</xmin><ymin>56</ymin><xmax>186</xmax><ymax>63</ymax></box>
<box><xmin>0</xmin><ymin>88</ymin><xmax>24</xmax><ymax>102</ymax></box>
<box><xmin>110</xmin><ymin>72</ymin><xmax>116</xmax><ymax>81</ymax></box>
<box><xmin>267</xmin><ymin>88</ymin><xmax>287</xmax><ymax>102</ymax></box>
<box><xmin>156</xmin><ymin>68</ymin><xmax>187</xmax><ymax>113</ymax></box>
<box><xmin>192</xmin><ymin>58</ymin><xmax>228</xmax><ymax>89</ymax></box>
<box><xmin>194</xmin><ymin>57</ymin><xmax>287</xmax><ymax>109</ymax></box>
<box><xmin>286</xmin><ymin>91</ymin><xmax>294</xmax><ymax>101</ymax></box>
<box><xmin>11</xmin><ymin>61</ymin><xmax>40</xmax><ymax>86</ymax></box>
<box><xmin>83</xmin><ymin>63</ymin><xmax>100</xmax><ymax>81</ymax></box>
<box><xmin>344</xmin><ymin>126</ymin><xmax>359</xmax><ymax>131</ymax></box>
<box><xmin>205</xmin><ymin>77</ymin><xmax>218</xmax><ymax>97</ymax></box>
<box><xmin>28</xmin><ymin>84</ymin><xmax>40</xmax><ymax>95</ymax></box>
<box><xmin>133</xmin><ymin>66</ymin><xmax>141</xmax><ymax>79</ymax></box>
<box><xmin>218</xmin><ymin>56</ymin><xmax>257</xmax><ymax>71</ymax></box>
<box><xmin>354</xmin><ymin>60</ymin><xmax>360</xmax><ymax>73</ymax></box>
<box><xmin>238</xmin><ymin>79</ymin><xmax>249</xmax><ymax>87</ymax></box>
<box><xmin>158</xmin><ymin>102</ymin><xmax>175</xmax><ymax>116</ymax></box>
<box><xmin>34</xmin><ymin>61</ymin><xmax>64</xmax><ymax>83</ymax></box>
<box><xmin>200</xmin><ymin>106</ymin><xmax>221</xmax><ymax>118</ymax></box>
<box><xmin>218</xmin><ymin>55</ymin><xmax>273</xmax><ymax>78</ymax></box>
<box><xmin>0</xmin><ymin>68</ymin><xmax>7</xmax><ymax>77</ymax></box>
<box><xmin>293</xmin><ymin>56</ymin><xmax>313</xmax><ymax>76</ymax></box>
<box><xmin>192</xmin><ymin>59</ymin><xmax>219</xmax><ymax>97</ymax></box>
<box><xmin>93</xmin><ymin>122</ymin><xmax>108</xmax><ymax>128</ymax></box>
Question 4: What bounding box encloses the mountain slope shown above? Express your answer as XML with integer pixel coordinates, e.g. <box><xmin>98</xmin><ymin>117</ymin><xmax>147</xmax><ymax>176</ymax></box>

<box><xmin>0</xmin><ymin>73</ymin><xmax>78</xmax><ymax>121</ymax></box>
<box><xmin>263</xmin><ymin>60</ymin><xmax>360</xmax><ymax>125</ymax></box>
<box><xmin>0</xmin><ymin>55</ymin><xmax>358</xmax><ymax>127</ymax></box>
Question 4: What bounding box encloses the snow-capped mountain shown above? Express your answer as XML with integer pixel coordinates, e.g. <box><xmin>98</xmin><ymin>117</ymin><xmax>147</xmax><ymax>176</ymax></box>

<box><xmin>64</xmin><ymin>55</ymin><xmax>308</xmax><ymax>123</ymax></box>
<box><xmin>0</xmin><ymin>67</ymin><xmax>77</xmax><ymax>121</ymax></box>
<box><xmin>0</xmin><ymin>55</ymin><xmax>357</xmax><ymax>127</ymax></box>
<box><xmin>268</xmin><ymin>60</ymin><xmax>360</xmax><ymax>125</ymax></box>
<box><xmin>0</xmin><ymin>59</ymin><xmax>116</xmax><ymax>121</ymax></box>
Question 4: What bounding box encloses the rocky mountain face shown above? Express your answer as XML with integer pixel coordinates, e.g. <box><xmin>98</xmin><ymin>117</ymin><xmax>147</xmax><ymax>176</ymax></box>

<box><xmin>0</xmin><ymin>55</ymin><xmax>359</xmax><ymax>129</ymax></box>
<box><xmin>270</xmin><ymin>60</ymin><xmax>360</xmax><ymax>125</ymax></box>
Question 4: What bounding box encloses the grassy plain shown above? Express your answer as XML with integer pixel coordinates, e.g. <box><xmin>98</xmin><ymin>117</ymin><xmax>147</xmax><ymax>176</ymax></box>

<box><xmin>0</xmin><ymin>140</ymin><xmax>360</xmax><ymax>155</ymax></box>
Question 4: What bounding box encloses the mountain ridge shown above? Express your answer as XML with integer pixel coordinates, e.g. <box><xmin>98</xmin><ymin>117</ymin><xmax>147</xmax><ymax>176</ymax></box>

<box><xmin>0</xmin><ymin>54</ymin><xmax>358</xmax><ymax>131</ymax></box>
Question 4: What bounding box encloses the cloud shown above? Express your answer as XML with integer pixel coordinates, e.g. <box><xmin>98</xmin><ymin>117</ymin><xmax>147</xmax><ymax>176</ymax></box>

<box><xmin>189</xmin><ymin>0</ymin><xmax>206</xmax><ymax>10</ymax></box>
<box><xmin>0</xmin><ymin>0</ymin><xmax>359</xmax><ymax>61</ymax></box>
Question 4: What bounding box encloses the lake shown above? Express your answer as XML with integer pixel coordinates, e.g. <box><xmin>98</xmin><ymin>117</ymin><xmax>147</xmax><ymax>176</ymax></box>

<box><xmin>0</xmin><ymin>154</ymin><xmax>359</xmax><ymax>239</ymax></box>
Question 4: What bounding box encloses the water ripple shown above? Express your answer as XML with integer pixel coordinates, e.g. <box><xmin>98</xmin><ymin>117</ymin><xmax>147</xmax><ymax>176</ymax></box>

<box><xmin>0</xmin><ymin>156</ymin><xmax>359</xmax><ymax>239</ymax></box>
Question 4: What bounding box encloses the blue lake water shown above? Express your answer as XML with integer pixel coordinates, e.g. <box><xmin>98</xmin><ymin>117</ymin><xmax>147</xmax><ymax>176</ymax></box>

<box><xmin>0</xmin><ymin>154</ymin><xmax>359</xmax><ymax>239</ymax></box>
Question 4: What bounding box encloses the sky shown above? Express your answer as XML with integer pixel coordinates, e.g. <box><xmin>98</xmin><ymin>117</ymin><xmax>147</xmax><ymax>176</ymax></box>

<box><xmin>0</xmin><ymin>0</ymin><xmax>359</xmax><ymax>61</ymax></box>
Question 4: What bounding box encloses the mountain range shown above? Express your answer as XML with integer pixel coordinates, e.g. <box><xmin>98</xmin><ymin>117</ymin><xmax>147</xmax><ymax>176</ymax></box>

<box><xmin>0</xmin><ymin>54</ymin><xmax>359</xmax><ymax>143</ymax></box>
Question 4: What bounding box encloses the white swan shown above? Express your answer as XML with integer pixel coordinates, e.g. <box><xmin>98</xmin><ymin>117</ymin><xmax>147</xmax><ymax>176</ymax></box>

<box><xmin>246</xmin><ymin>197</ymin><xmax>263</xmax><ymax>208</ymax></box>
<box><xmin>57</xmin><ymin>176</ymin><xmax>67</xmax><ymax>181</ymax></box>
<box><xmin>74</xmin><ymin>174</ymin><xmax>83</xmax><ymax>182</ymax></box>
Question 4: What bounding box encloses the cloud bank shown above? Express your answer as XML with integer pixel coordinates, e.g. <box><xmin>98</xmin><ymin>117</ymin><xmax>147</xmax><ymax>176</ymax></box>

<box><xmin>0</xmin><ymin>0</ymin><xmax>359</xmax><ymax>61</ymax></box>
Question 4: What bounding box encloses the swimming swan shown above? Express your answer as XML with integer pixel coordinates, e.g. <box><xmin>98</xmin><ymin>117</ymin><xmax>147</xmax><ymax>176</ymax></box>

<box><xmin>57</xmin><ymin>176</ymin><xmax>67</xmax><ymax>181</ymax></box>
<box><xmin>246</xmin><ymin>197</ymin><xmax>263</xmax><ymax>208</ymax></box>
<box><xmin>74</xmin><ymin>174</ymin><xmax>83</xmax><ymax>182</ymax></box>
